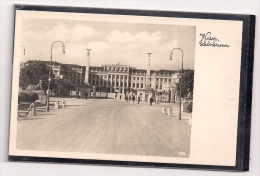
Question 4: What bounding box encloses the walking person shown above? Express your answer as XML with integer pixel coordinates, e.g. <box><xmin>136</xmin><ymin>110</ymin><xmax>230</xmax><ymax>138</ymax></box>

<box><xmin>149</xmin><ymin>97</ymin><xmax>153</xmax><ymax>106</ymax></box>
<box><xmin>125</xmin><ymin>96</ymin><xmax>128</xmax><ymax>102</ymax></box>
<box><xmin>132</xmin><ymin>96</ymin><xmax>135</xmax><ymax>103</ymax></box>
<box><xmin>120</xmin><ymin>95</ymin><xmax>122</xmax><ymax>100</ymax></box>
<box><xmin>138</xmin><ymin>95</ymin><xmax>141</xmax><ymax>104</ymax></box>
<box><xmin>85</xmin><ymin>92</ymin><xmax>88</xmax><ymax>100</ymax></box>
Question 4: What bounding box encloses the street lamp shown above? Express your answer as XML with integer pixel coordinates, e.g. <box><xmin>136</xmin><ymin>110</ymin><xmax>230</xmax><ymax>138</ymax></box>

<box><xmin>169</xmin><ymin>48</ymin><xmax>183</xmax><ymax>120</ymax></box>
<box><xmin>46</xmin><ymin>41</ymin><xmax>66</xmax><ymax>112</ymax></box>
<box><xmin>21</xmin><ymin>46</ymin><xmax>25</xmax><ymax>55</ymax></box>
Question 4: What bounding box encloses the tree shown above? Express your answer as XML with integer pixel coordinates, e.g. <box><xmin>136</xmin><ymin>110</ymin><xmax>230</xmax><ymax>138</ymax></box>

<box><xmin>176</xmin><ymin>71</ymin><xmax>194</xmax><ymax>98</ymax></box>
<box><xmin>19</xmin><ymin>61</ymin><xmax>55</xmax><ymax>91</ymax></box>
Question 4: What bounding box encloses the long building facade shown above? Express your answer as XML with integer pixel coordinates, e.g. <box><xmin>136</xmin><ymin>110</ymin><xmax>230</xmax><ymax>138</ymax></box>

<box><xmin>20</xmin><ymin>60</ymin><xmax>184</xmax><ymax>102</ymax></box>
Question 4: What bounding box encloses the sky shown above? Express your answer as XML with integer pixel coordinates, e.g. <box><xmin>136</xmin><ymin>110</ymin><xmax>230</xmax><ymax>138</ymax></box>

<box><xmin>20</xmin><ymin>18</ymin><xmax>196</xmax><ymax>70</ymax></box>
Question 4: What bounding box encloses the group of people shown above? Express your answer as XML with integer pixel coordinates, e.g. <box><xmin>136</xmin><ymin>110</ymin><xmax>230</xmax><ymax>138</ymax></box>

<box><xmin>125</xmin><ymin>95</ymin><xmax>143</xmax><ymax>104</ymax></box>
<box><xmin>114</xmin><ymin>94</ymin><xmax>122</xmax><ymax>100</ymax></box>
<box><xmin>89</xmin><ymin>91</ymin><xmax>155</xmax><ymax>106</ymax></box>
<box><xmin>124</xmin><ymin>95</ymin><xmax>154</xmax><ymax>106</ymax></box>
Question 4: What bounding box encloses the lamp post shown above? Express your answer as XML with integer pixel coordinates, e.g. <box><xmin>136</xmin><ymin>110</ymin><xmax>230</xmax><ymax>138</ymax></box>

<box><xmin>169</xmin><ymin>48</ymin><xmax>183</xmax><ymax>120</ymax></box>
<box><xmin>46</xmin><ymin>41</ymin><xmax>65</xmax><ymax>112</ymax></box>
<box><xmin>21</xmin><ymin>46</ymin><xmax>25</xmax><ymax>55</ymax></box>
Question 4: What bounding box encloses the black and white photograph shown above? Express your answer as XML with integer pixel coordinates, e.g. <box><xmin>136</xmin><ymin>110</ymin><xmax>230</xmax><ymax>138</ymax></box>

<box><xmin>16</xmin><ymin>17</ymin><xmax>195</xmax><ymax>158</ymax></box>
<box><xmin>4</xmin><ymin>3</ymin><xmax>257</xmax><ymax>174</ymax></box>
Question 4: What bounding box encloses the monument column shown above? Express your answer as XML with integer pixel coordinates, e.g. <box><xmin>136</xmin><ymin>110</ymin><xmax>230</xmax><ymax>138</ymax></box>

<box><xmin>84</xmin><ymin>49</ymin><xmax>91</xmax><ymax>85</ymax></box>
<box><xmin>146</xmin><ymin>53</ymin><xmax>152</xmax><ymax>87</ymax></box>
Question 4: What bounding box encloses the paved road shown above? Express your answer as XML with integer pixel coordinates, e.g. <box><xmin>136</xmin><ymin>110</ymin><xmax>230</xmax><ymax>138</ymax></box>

<box><xmin>17</xmin><ymin>98</ymin><xmax>191</xmax><ymax>157</ymax></box>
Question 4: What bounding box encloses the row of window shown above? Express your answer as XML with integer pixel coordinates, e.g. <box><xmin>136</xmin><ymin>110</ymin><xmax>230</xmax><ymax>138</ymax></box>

<box><xmin>66</xmin><ymin>72</ymin><xmax>173</xmax><ymax>82</ymax></box>
<box><xmin>89</xmin><ymin>75</ymin><xmax>172</xmax><ymax>82</ymax></box>
<box><xmin>90</xmin><ymin>75</ymin><xmax>128</xmax><ymax>79</ymax></box>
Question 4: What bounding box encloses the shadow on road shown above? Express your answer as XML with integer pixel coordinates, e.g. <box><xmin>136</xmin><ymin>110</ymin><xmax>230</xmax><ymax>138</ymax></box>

<box><xmin>17</xmin><ymin>117</ymin><xmax>45</xmax><ymax>121</ymax></box>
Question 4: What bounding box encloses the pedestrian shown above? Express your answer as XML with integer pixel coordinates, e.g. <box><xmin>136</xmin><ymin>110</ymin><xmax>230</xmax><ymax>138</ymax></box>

<box><xmin>115</xmin><ymin>94</ymin><xmax>117</xmax><ymax>99</ymax></box>
<box><xmin>138</xmin><ymin>95</ymin><xmax>141</xmax><ymax>104</ymax></box>
<box><xmin>132</xmin><ymin>96</ymin><xmax>135</xmax><ymax>103</ymax></box>
<box><xmin>125</xmin><ymin>96</ymin><xmax>128</xmax><ymax>102</ymax></box>
<box><xmin>150</xmin><ymin>97</ymin><xmax>153</xmax><ymax>106</ymax></box>
<box><xmin>120</xmin><ymin>95</ymin><xmax>122</xmax><ymax>100</ymax></box>
<box><xmin>85</xmin><ymin>92</ymin><xmax>88</xmax><ymax>100</ymax></box>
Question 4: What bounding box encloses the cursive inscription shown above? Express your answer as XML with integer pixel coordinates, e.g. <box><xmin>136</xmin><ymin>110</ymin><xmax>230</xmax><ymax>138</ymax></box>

<box><xmin>199</xmin><ymin>32</ymin><xmax>230</xmax><ymax>47</ymax></box>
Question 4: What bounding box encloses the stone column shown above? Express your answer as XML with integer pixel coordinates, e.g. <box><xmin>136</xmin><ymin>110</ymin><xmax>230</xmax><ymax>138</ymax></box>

<box><xmin>71</xmin><ymin>72</ymin><xmax>74</xmax><ymax>84</ymax></box>
<box><xmin>80</xmin><ymin>72</ymin><xmax>82</xmax><ymax>84</ymax></box>
<box><xmin>84</xmin><ymin>49</ymin><xmax>91</xmax><ymax>84</ymax></box>
<box><xmin>76</xmin><ymin>72</ymin><xmax>78</xmax><ymax>85</ymax></box>
<box><xmin>146</xmin><ymin>55</ymin><xmax>151</xmax><ymax>86</ymax></box>
<box><xmin>122</xmin><ymin>75</ymin><xmax>125</xmax><ymax>93</ymax></box>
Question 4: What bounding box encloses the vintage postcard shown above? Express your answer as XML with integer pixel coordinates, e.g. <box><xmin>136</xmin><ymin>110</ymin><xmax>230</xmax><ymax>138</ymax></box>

<box><xmin>8</xmin><ymin>5</ymin><xmax>255</xmax><ymax>171</ymax></box>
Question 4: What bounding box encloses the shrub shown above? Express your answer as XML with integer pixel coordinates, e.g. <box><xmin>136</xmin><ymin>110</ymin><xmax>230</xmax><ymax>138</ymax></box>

<box><xmin>19</xmin><ymin>92</ymin><xmax>31</xmax><ymax>102</ymax></box>
<box><xmin>187</xmin><ymin>102</ymin><xmax>193</xmax><ymax>113</ymax></box>
<box><xmin>27</xmin><ymin>91</ymin><xmax>39</xmax><ymax>102</ymax></box>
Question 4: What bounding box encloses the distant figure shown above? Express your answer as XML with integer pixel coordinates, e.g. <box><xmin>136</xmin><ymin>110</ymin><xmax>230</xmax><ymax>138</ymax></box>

<box><xmin>115</xmin><ymin>94</ymin><xmax>117</xmax><ymax>99</ymax></box>
<box><xmin>125</xmin><ymin>96</ymin><xmax>128</xmax><ymax>102</ymax></box>
<box><xmin>85</xmin><ymin>92</ymin><xmax>88</xmax><ymax>100</ymax></box>
<box><xmin>132</xmin><ymin>96</ymin><xmax>135</xmax><ymax>103</ymax></box>
<box><xmin>138</xmin><ymin>96</ymin><xmax>141</xmax><ymax>104</ymax></box>
<box><xmin>120</xmin><ymin>95</ymin><xmax>122</xmax><ymax>100</ymax></box>
<box><xmin>149</xmin><ymin>97</ymin><xmax>153</xmax><ymax>106</ymax></box>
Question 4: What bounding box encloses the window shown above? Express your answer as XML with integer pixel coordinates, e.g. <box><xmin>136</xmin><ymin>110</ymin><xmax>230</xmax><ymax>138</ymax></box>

<box><xmin>92</xmin><ymin>80</ymin><xmax>94</xmax><ymax>85</ymax></box>
<box><xmin>116</xmin><ymin>82</ymin><xmax>119</xmax><ymax>86</ymax></box>
<box><xmin>156</xmin><ymin>78</ymin><xmax>158</xmax><ymax>81</ymax></box>
<box><xmin>169</xmin><ymin>79</ymin><xmax>171</xmax><ymax>82</ymax></box>
<box><xmin>137</xmin><ymin>77</ymin><xmax>139</xmax><ymax>80</ymax></box>
<box><xmin>120</xmin><ymin>82</ymin><xmax>123</xmax><ymax>86</ymax></box>
<box><xmin>161</xmin><ymin>78</ymin><xmax>163</xmax><ymax>81</ymax></box>
<box><xmin>137</xmin><ymin>83</ymin><xmax>139</xmax><ymax>88</ymax></box>
<box><xmin>133</xmin><ymin>77</ymin><xmax>135</xmax><ymax>80</ymax></box>
<box><xmin>96</xmin><ymin>81</ymin><xmax>99</xmax><ymax>85</ymax></box>
<box><xmin>133</xmin><ymin>83</ymin><xmax>135</xmax><ymax>87</ymax></box>
<box><xmin>156</xmin><ymin>85</ymin><xmax>158</xmax><ymax>89</ymax></box>
<box><xmin>141</xmin><ymin>83</ymin><xmax>143</xmax><ymax>88</ymax></box>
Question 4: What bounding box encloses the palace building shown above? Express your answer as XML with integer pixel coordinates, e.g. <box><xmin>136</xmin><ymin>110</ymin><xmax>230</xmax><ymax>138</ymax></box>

<box><xmin>20</xmin><ymin>60</ymin><xmax>186</xmax><ymax>102</ymax></box>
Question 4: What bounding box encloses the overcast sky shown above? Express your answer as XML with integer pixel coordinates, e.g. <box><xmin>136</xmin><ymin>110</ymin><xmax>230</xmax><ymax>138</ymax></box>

<box><xmin>21</xmin><ymin>18</ymin><xmax>196</xmax><ymax>70</ymax></box>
